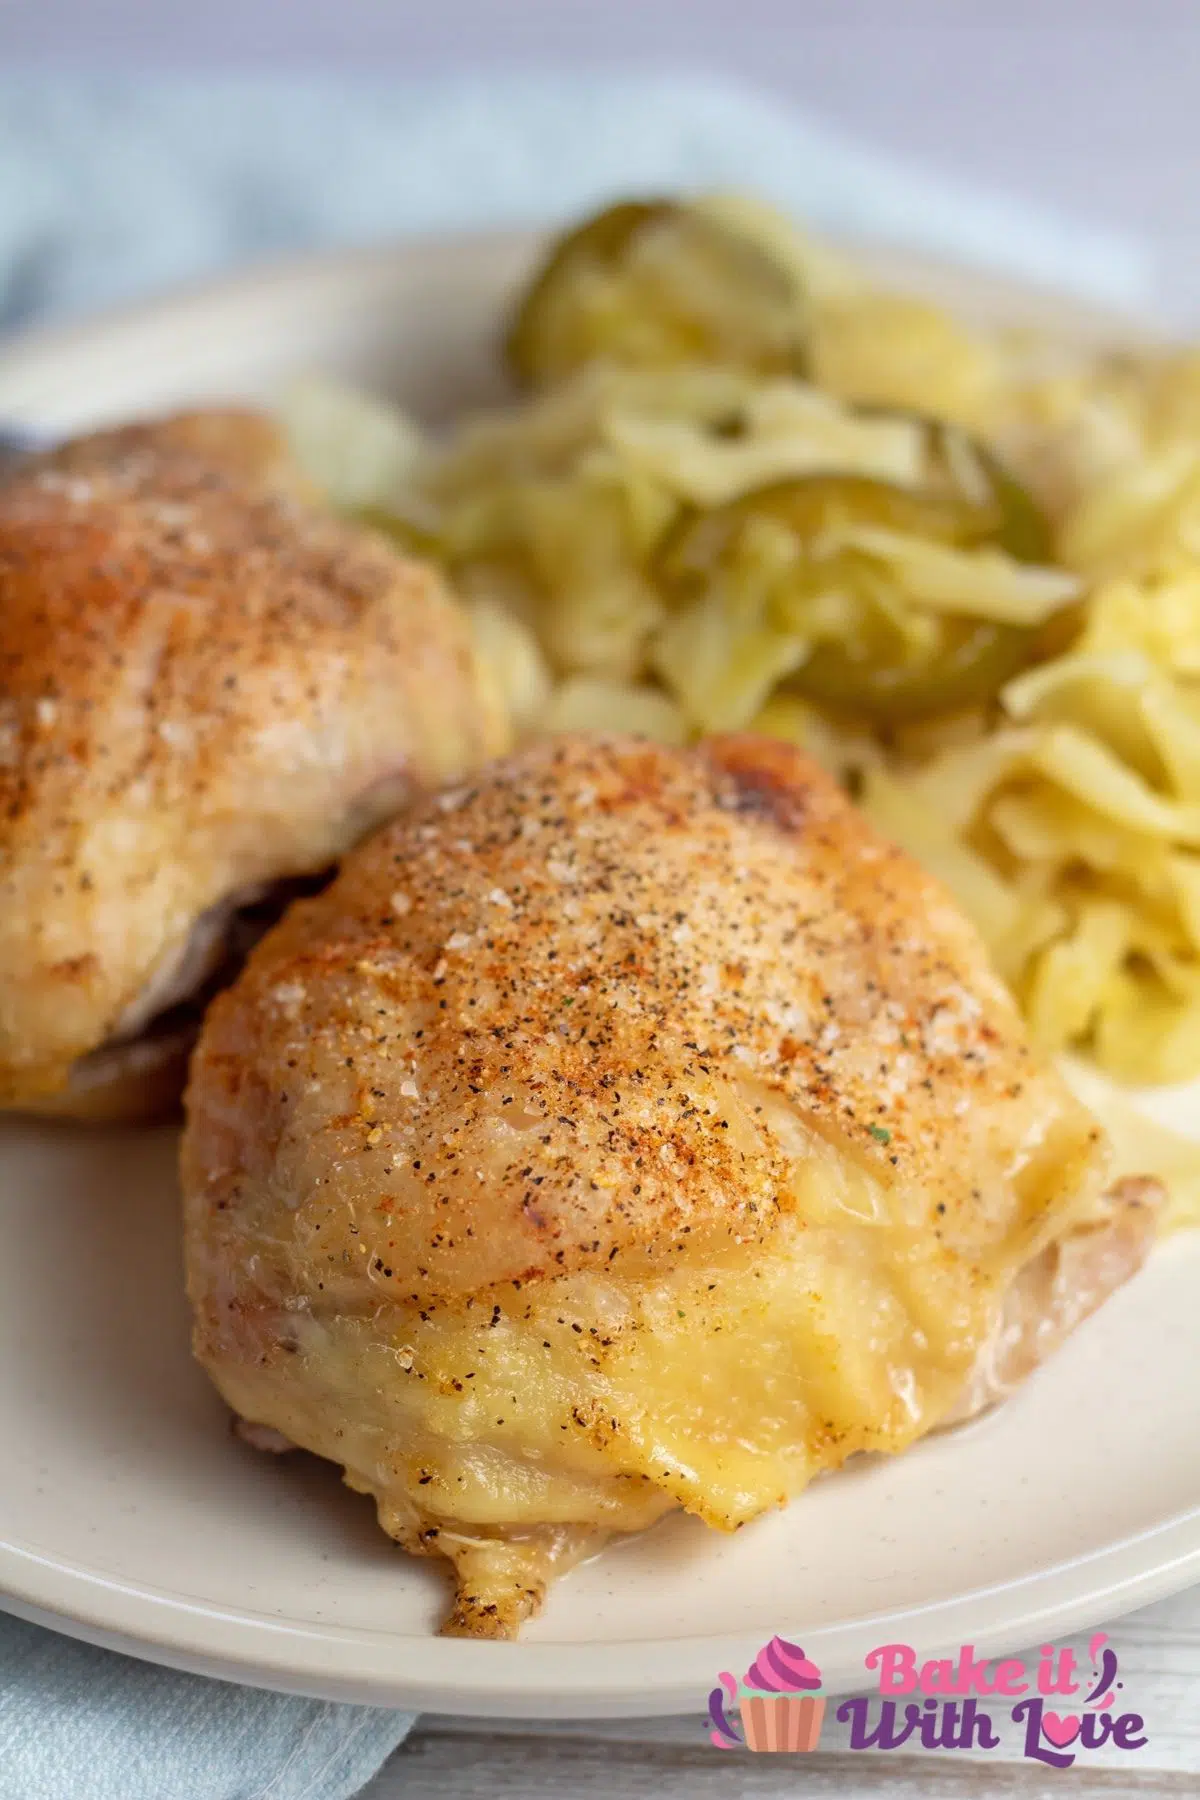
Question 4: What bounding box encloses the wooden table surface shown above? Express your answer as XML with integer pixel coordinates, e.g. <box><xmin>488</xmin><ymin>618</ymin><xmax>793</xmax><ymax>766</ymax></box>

<box><xmin>362</xmin><ymin>1586</ymin><xmax>1200</xmax><ymax>1796</ymax></box>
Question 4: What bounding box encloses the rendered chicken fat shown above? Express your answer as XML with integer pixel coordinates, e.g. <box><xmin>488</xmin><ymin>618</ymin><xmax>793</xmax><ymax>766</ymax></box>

<box><xmin>181</xmin><ymin>733</ymin><xmax>1158</xmax><ymax>1637</ymax></box>
<box><xmin>0</xmin><ymin>409</ymin><xmax>507</xmax><ymax>1117</ymax></box>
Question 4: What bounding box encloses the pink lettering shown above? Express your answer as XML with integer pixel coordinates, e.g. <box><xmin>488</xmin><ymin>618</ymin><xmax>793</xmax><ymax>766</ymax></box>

<box><xmin>1051</xmin><ymin>1649</ymin><xmax>1079</xmax><ymax>1695</ymax></box>
<box><xmin>879</xmin><ymin>1644</ymin><xmax>1032</xmax><ymax>1697</ymax></box>
<box><xmin>866</xmin><ymin>1643</ymin><xmax>918</xmax><ymax>1696</ymax></box>
<box><xmin>953</xmin><ymin>1644</ymin><xmax>998</xmax><ymax>1695</ymax></box>
<box><xmin>1036</xmin><ymin>1645</ymin><xmax>1079</xmax><ymax>1695</ymax></box>
<box><xmin>919</xmin><ymin>1659</ymin><xmax>957</xmax><ymax>1695</ymax></box>
<box><xmin>992</xmin><ymin>1658</ymin><xmax>1028</xmax><ymax>1696</ymax></box>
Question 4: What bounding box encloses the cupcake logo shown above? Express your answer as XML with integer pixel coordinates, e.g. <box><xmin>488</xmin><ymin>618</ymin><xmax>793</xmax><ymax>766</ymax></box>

<box><xmin>705</xmin><ymin>1631</ymin><xmax>1150</xmax><ymax>1767</ymax></box>
<box><xmin>708</xmin><ymin>1637</ymin><xmax>826</xmax><ymax>1753</ymax></box>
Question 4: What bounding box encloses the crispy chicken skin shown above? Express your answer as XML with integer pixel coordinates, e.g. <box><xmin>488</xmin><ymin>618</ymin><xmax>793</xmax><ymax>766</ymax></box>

<box><xmin>0</xmin><ymin>409</ymin><xmax>507</xmax><ymax>1118</ymax></box>
<box><xmin>182</xmin><ymin>733</ymin><xmax>1159</xmax><ymax>1637</ymax></box>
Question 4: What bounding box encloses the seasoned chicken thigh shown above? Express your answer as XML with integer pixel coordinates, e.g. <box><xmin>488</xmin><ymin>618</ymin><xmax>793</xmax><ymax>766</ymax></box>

<box><xmin>0</xmin><ymin>409</ymin><xmax>507</xmax><ymax>1118</ymax></box>
<box><xmin>182</xmin><ymin>734</ymin><xmax>1159</xmax><ymax>1637</ymax></box>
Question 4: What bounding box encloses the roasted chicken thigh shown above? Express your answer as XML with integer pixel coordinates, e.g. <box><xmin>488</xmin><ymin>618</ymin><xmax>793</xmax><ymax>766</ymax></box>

<box><xmin>0</xmin><ymin>409</ymin><xmax>506</xmax><ymax>1118</ymax></box>
<box><xmin>182</xmin><ymin>733</ymin><xmax>1158</xmax><ymax>1636</ymax></box>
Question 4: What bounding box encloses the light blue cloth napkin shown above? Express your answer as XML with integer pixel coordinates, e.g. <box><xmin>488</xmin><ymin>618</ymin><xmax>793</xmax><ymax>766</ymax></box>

<box><xmin>0</xmin><ymin>1614</ymin><xmax>403</xmax><ymax>1800</ymax></box>
<box><xmin>0</xmin><ymin>70</ymin><xmax>1150</xmax><ymax>330</ymax></box>
<box><xmin>0</xmin><ymin>69</ymin><xmax>1148</xmax><ymax>1800</ymax></box>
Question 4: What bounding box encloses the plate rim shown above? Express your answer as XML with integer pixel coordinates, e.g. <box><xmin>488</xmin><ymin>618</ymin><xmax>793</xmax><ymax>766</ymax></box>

<box><xmin>0</xmin><ymin>222</ymin><xmax>1157</xmax><ymax>413</ymax></box>
<box><xmin>3</xmin><ymin>1509</ymin><xmax>1198</xmax><ymax>1716</ymax></box>
<box><xmin>0</xmin><ymin>227</ymin><xmax>1192</xmax><ymax>1718</ymax></box>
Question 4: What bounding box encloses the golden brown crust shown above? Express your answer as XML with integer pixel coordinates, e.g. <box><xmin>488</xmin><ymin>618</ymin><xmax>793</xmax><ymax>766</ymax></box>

<box><xmin>43</xmin><ymin>407</ymin><xmax>310</xmax><ymax>494</ymax></box>
<box><xmin>0</xmin><ymin>409</ymin><xmax>507</xmax><ymax>1108</ymax></box>
<box><xmin>186</xmin><ymin>731</ymin><xmax>1107</xmax><ymax>1306</ymax></box>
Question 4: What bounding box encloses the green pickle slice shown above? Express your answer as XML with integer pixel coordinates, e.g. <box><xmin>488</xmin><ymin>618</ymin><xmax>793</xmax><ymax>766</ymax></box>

<box><xmin>506</xmin><ymin>199</ymin><xmax>809</xmax><ymax>387</ymax></box>
<box><xmin>656</xmin><ymin>452</ymin><xmax>1055</xmax><ymax>724</ymax></box>
<box><xmin>863</xmin><ymin>408</ymin><xmax>1052</xmax><ymax>564</ymax></box>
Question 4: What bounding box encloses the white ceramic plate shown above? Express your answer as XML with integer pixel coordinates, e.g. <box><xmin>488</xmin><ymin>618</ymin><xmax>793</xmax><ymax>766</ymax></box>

<box><xmin>0</xmin><ymin>233</ymin><xmax>1197</xmax><ymax>1719</ymax></box>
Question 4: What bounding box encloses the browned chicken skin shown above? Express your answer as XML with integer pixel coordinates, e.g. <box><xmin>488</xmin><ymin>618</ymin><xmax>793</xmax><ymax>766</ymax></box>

<box><xmin>182</xmin><ymin>733</ymin><xmax>1159</xmax><ymax>1637</ymax></box>
<box><xmin>0</xmin><ymin>409</ymin><xmax>507</xmax><ymax>1118</ymax></box>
